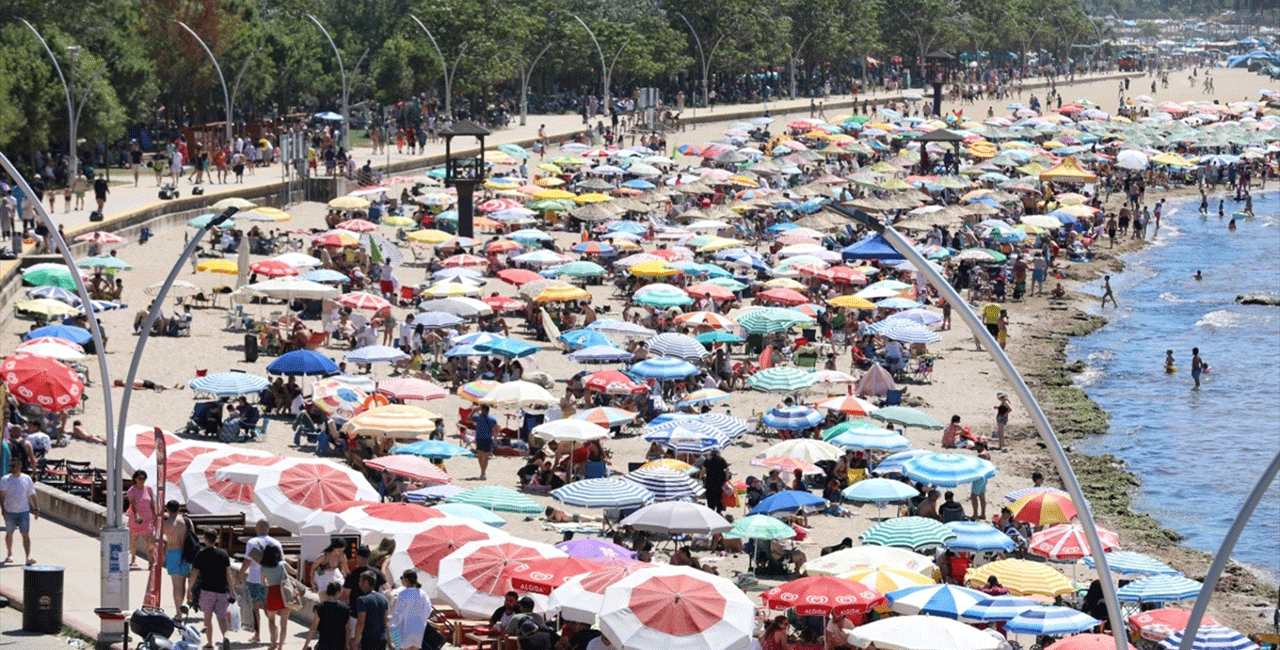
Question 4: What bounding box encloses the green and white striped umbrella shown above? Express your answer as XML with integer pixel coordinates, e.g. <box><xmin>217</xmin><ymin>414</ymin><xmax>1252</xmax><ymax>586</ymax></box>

<box><xmin>737</xmin><ymin>307</ymin><xmax>814</xmax><ymax>333</ymax></box>
<box><xmin>76</xmin><ymin>255</ymin><xmax>133</xmax><ymax>270</ymax></box>
<box><xmin>861</xmin><ymin>516</ymin><xmax>957</xmax><ymax>551</ymax></box>
<box><xmin>871</xmin><ymin>406</ymin><xmax>945</xmax><ymax>430</ymax></box>
<box><xmin>556</xmin><ymin>261</ymin><xmax>608</xmax><ymax>278</ymax></box>
<box><xmin>445</xmin><ymin>485</ymin><xmax>543</xmax><ymax>515</ymax></box>
<box><xmin>705</xmin><ymin>277</ymin><xmax>749</xmax><ymax>292</ymax></box>
<box><xmin>748</xmin><ymin>366</ymin><xmax>817</xmax><ymax>393</ymax></box>
<box><xmin>725</xmin><ymin>514</ymin><xmax>796</xmax><ymax>540</ymax></box>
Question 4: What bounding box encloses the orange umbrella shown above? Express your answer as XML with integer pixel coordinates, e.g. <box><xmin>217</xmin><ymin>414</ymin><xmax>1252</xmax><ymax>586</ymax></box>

<box><xmin>1010</xmin><ymin>491</ymin><xmax>1077</xmax><ymax>525</ymax></box>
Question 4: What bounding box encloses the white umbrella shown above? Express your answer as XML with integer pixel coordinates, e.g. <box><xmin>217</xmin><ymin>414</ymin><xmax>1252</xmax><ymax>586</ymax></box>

<box><xmin>271</xmin><ymin>252</ymin><xmax>323</xmax><ymax>269</ymax></box>
<box><xmin>531</xmin><ymin>419</ymin><xmax>612</xmax><ymax>443</ymax></box>
<box><xmin>417</xmin><ymin>297</ymin><xmax>493</xmax><ymax>318</ymax></box>
<box><xmin>804</xmin><ymin>546</ymin><xmax>934</xmax><ymax>576</ymax></box>
<box><xmin>598</xmin><ymin>565</ymin><xmax>755</xmax><ymax>650</ymax></box>
<box><xmin>246</xmin><ymin>277</ymin><xmax>341</xmax><ymax>301</ymax></box>
<box><xmin>620</xmin><ymin>501</ymin><xmax>731</xmax><ymax>535</ymax></box>
<box><xmin>478</xmin><ymin>380</ymin><xmax>557</xmax><ymax>411</ymax></box>
<box><xmin>847</xmin><ymin>615</ymin><xmax>1001</xmax><ymax>650</ymax></box>
<box><xmin>435</xmin><ymin>537</ymin><xmax>565</xmax><ymax>618</ymax></box>
<box><xmin>181</xmin><ymin>448</ymin><xmax>284</xmax><ymax>521</ymax></box>
<box><xmin>761</xmin><ymin>439</ymin><xmax>843</xmax><ymax>464</ymax></box>
<box><xmin>1115</xmin><ymin>150</ymin><xmax>1149</xmax><ymax>170</ymax></box>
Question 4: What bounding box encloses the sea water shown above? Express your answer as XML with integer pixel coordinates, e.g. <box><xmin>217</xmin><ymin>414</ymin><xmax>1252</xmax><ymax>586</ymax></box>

<box><xmin>1067</xmin><ymin>188</ymin><xmax>1280</xmax><ymax>579</ymax></box>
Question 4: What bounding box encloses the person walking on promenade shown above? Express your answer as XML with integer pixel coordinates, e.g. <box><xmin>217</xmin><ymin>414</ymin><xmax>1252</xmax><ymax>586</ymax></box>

<box><xmin>125</xmin><ymin>469</ymin><xmax>155</xmax><ymax>570</ymax></box>
<box><xmin>161</xmin><ymin>500</ymin><xmax>194</xmax><ymax>618</ymax></box>
<box><xmin>0</xmin><ymin>456</ymin><xmax>39</xmax><ymax>565</ymax></box>
<box><xmin>242</xmin><ymin>519</ymin><xmax>284</xmax><ymax>644</ymax></box>
<box><xmin>189</xmin><ymin>528</ymin><xmax>233</xmax><ymax>650</ymax></box>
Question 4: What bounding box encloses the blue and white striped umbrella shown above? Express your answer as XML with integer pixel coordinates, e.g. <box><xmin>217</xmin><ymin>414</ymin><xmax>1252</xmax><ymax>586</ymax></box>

<box><xmin>630</xmin><ymin>356</ymin><xmax>699</xmax><ymax>380</ymax></box>
<box><xmin>416</xmin><ymin>311</ymin><xmax>465</xmax><ymax>330</ymax></box>
<box><xmin>622</xmin><ymin>467</ymin><xmax>704</xmax><ymax>501</ymax></box>
<box><xmin>830</xmin><ymin>429</ymin><xmax>912</xmax><ymax>452</ymax></box>
<box><xmin>444</xmin><ymin>344</ymin><xmax>486</xmax><ymax>358</ymax></box>
<box><xmin>875</xmin><ymin>320</ymin><xmax>942</xmax><ymax>344</ymax></box>
<box><xmin>80</xmin><ymin>300</ymin><xmax>128</xmax><ymax>313</ymax></box>
<box><xmin>1005</xmin><ymin>606</ymin><xmax>1100</xmax><ymax>636</ymax></box>
<box><xmin>404</xmin><ymin>484</ymin><xmax>466</xmax><ymax>502</ymax></box>
<box><xmin>25</xmin><ymin>286</ymin><xmax>79</xmax><ymax>305</ymax></box>
<box><xmin>902</xmin><ymin>452</ymin><xmax>997</xmax><ymax>487</ymax></box>
<box><xmin>944</xmin><ymin>521</ymin><xmax>1017</xmax><ymax>553</ymax></box>
<box><xmin>646</xmin><ymin>420</ymin><xmax>733</xmax><ymax>441</ymax></box>
<box><xmin>451</xmin><ymin>332</ymin><xmax>504</xmax><ymax>347</ymax></box>
<box><xmin>646</xmin><ymin>333</ymin><xmax>710</xmax><ymax>360</ymax></box>
<box><xmin>1117</xmin><ymin>574</ymin><xmax>1203</xmax><ymax>603</ymax></box>
<box><xmin>646</xmin><ymin>426</ymin><xmax>731</xmax><ymax>454</ymax></box>
<box><xmin>763</xmin><ymin>406</ymin><xmax>824</xmax><ymax>431</ymax></box>
<box><xmin>552</xmin><ymin>478</ymin><xmax>655</xmax><ymax>509</ymax></box>
<box><xmin>344</xmin><ymin>345</ymin><xmax>409</xmax><ymax>365</ymax></box>
<box><xmin>887</xmin><ymin>584</ymin><xmax>987</xmax><ymax>619</ymax></box>
<box><xmin>1082</xmin><ymin>551</ymin><xmax>1179</xmax><ymax>576</ymax></box>
<box><xmin>871</xmin><ymin>449</ymin><xmax>932</xmax><ymax>476</ymax></box>
<box><xmin>188</xmin><ymin>371</ymin><xmax>270</xmax><ymax>397</ymax></box>
<box><xmin>568</xmin><ymin>345</ymin><xmax>632</xmax><ymax>363</ymax></box>
<box><xmin>960</xmin><ymin>595</ymin><xmax>1040</xmax><ymax>622</ymax></box>
<box><xmin>702</xmin><ymin>413</ymin><xmax>749</xmax><ymax>438</ymax></box>
<box><xmin>842</xmin><ymin>478</ymin><xmax>919</xmax><ymax>503</ymax></box>
<box><xmin>1159</xmin><ymin>626</ymin><xmax>1259</xmax><ymax>650</ymax></box>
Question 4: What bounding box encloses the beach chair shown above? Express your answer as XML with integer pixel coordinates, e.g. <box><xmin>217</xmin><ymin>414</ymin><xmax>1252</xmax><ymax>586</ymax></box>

<box><xmin>882</xmin><ymin>390</ymin><xmax>903</xmax><ymax>406</ymax></box>
<box><xmin>912</xmin><ymin>357</ymin><xmax>934</xmax><ymax>383</ymax></box>
<box><xmin>304</xmin><ymin>331</ymin><xmax>329</xmax><ymax>350</ymax></box>
<box><xmin>584</xmin><ymin>461</ymin><xmax>609</xmax><ymax>479</ymax></box>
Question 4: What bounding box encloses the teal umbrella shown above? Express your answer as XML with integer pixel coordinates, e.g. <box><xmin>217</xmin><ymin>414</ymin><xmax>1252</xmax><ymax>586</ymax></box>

<box><xmin>433</xmin><ymin>502</ymin><xmax>507</xmax><ymax>527</ymax></box>
<box><xmin>724</xmin><ymin>514</ymin><xmax>796</xmax><ymax>540</ymax></box>
<box><xmin>22</xmin><ymin>265</ymin><xmax>78</xmax><ymax>290</ymax></box>
<box><xmin>871</xmin><ymin>406</ymin><xmax>944</xmax><ymax>429</ymax></box>
<box><xmin>861</xmin><ymin>516</ymin><xmax>957</xmax><ymax>550</ymax></box>
<box><xmin>822</xmin><ymin>420</ymin><xmax>886</xmax><ymax>441</ymax></box>
<box><xmin>706</xmin><ymin>277</ymin><xmax>749</xmax><ymax>292</ymax></box>
<box><xmin>556</xmin><ymin>261</ymin><xmax>608</xmax><ymax>278</ymax></box>
<box><xmin>76</xmin><ymin>255</ymin><xmax>133</xmax><ymax>271</ymax></box>
<box><xmin>738</xmin><ymin>307</ymin><xmax>814</xmax><ymax>333</ymax></box>
<box><xmin>634</xmin><ymin>290</ymin><xmax>693</xmax><ymax>307</ymax></box>
<box><xmin>445</xmin><ymin>485</ymin><xmax>542</xmax><ymax>515</ymax></box>
<box><xmin>187</xmin><ymin>213</ymin><xmax>237</xmax><ymax>229</ymax></box>
<box><xmin>695</xmin><ymin>331</ymin><xmax>744</xmax><ymax>344</ymax></box>
<box><xmin>498</xmin><ymin>143</ymin><xmax>529</xmax><ymax>160</ymax></box>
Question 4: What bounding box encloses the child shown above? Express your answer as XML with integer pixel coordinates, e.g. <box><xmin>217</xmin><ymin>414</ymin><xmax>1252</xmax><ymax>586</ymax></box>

<box><xmin>1164</xmin><ymin>350</ymin><xmax>1176</xmax><ymax>373</ymax></box>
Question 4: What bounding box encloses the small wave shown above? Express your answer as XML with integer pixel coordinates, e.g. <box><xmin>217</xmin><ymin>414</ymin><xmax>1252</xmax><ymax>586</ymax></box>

<box><xmin>1159</xmin><ymin>292</ymin><xmax>1188</xmax><ymax>303</ymax></box>
<box><xmin>1196</xmin><ymin>309</ymin><xmax>1268</xmax><ymax>329</ymax></box>
<box><xmin>1073</xmin><ymin>365</ymin><xmax>1105</xmax><ymax>387</ymax></box>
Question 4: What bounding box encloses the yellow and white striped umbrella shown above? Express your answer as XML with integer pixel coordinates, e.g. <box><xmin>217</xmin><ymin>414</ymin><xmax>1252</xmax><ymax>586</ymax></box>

<box><xmin>963</xmin><ymin>558</ymin><xmax>1074</xmax><ymax>597</ymax></box>
<box><xmin>342</xmin><ymin>404</ymin><xmax>442</xmax><ymax>440</ymax></box>
<box><xmin>839</xmin><ymin>566</ymin><xmax>936</xmax><ymax>593</ymax></box>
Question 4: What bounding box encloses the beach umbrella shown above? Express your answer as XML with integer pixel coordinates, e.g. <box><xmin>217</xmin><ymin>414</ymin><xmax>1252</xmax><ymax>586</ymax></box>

<box><xmin>403</xmin><ymin>484</ymin><xmax>466</xmax><ymax>503</ymax></box>
<box><xmin>478</xmin><ymin>380</ymin><xmax>556</xmax><ymax>410</ymax></box>
<box><xmin>862</xmin><ymin>516</ymin><xmax>958</xmax><ymax>551</ymax></box>
<box><xmin>1045</xmin><ymin>635</ymin><xmax>1139</xmax><ymax>650</ymax></box>
<box><xmin>266</xmin><ymin>349</ymin><xmax>339</xmax><ymax>376</ymax></box>
<box><xmin>472</xmin><ymin>338</ymin><xmax>540</xmax><ymax>359</ymax></box>
<box><xmin>345</xmin><ymin>345</ymin><xmax>410</xmax><ymax>366</ymax></box>
<box><xmin>1004</xmin><ymin>486</ymin><xmax>1073</xmax><ymax>502</ymax></box>
<box><xmin>548</xmin><ymin>564</ymin><xmax>653</xmax><ymax>624</ymax></box>
<box><xmin>849</xmin><ymin>616</ymin><xmax>1001</xmax><ymax>650</ymax></box>
<box><xmin>1117</xmin><ymin>574</ymin><xmax>1203</xmax><ymax>603</ymax></box>
<box><xmin>1</xmin><ymin>353</ymin><xmax>83</xmax><ymax>412</ymax></box>
<box><xmin>737</xmin><ymin>307</ymin><xmax>814</xmax><ymax>333</ymax></box>
<box><xmin>675</xmin><ymin>311</ymin><xmax>737</xmax><ymax>329</ymax></box>
<box><xmin>622</xmin><ymin>467</ymin><xmax>704</xmax><ymax>501</ymax></box>
<box><xmin>364</xmin><ymin>455</ymin><xmax>452</xmax><ymax>485</ymax></box>
<box><xmin>377</xmin><ymin>377</ymin><xmax>448</xmax><ymax>402</ymax></box>
<box><xmin>1129</xmin><ymin>610</ymin><xmax>1220</xmax><ymax>642</ymax></box>
<box><xmin>751</xmin><ymin>456</ymin><xmax>822</xmax><ymax>476</ymax></box>
<box><xmin>960</xmin><ymin>595</ymin><xmax>1041</xmax><ymax>622</ymax></box>
<box><xmin>552</xmin><ymin>478</ymin><xmax>655</xmax><ymax>510</ymax></box>
<box><xmin>388</xmin><ymin>517</ymin><xmax>507</xmax><ymax>593</ymax></box>
<box><xmin>945</xmin><ymin>521</ymin><xmax>1018</xmax><ymax>554</ymax></box>
<box><xmin>181</xmin><ymin>449</ymin><xmax>284</xmax><ymax>521</ymax></box>
<box><xmin>724</xmin><ymin>514</ymin><xmax>796</xmax><ymax>541</ymax></box>
<box><xmin>872</xmin><ymin>406</ymin><xmax>944</xmax><ymax>429</ymax></box>
<box><xmin>1082</xmin><ymin>550</ymin><xmax>1178</xmax><ymax>576</ymax></box>
<box><xmin>417</xmin><ymin>297</ymin><xmax>492</xmax><ymax>318</ymax></box>
<box><xmin>568</xmin><ymin>345</ymin><xmax>633</xmax><ymax>363</ymax></box>
<box><xmin>580</xmin><ymin>370</ymin><xmax>647</xmax><ymax>396</ymax></box>
<box><xmin>588</xmin><ymin>319</ymin><xmax>657</xmax><ymax>339</ymax></box>
<box><xmin>24</xmin><ymin>324</ymin><xmax>92</xmax><ymax>346</ymax></box>
<box><xmin>842</xmin><ymin>478</ymin><xmax>919</xmax><ymax>504</ymax></box>
<box><xmin>432</xmin><ymin>503</ymin><xmax>507</xmax><ymax>527</ymax></box>
<box><xmin>804</xmin><ymin>546</ymin><xmax>934</xmax><ymax>576</ymax></box>
<box><xmin>1006</xmin><ymin>606</ymin><xmax>1101</xmax><ymax>636</ymax></box>
<box><xmin>559</xmin><ymin>328</ymin><xmax>619</xmax><ymax>351</ymax></box>
<box><xmin>217</xmin><ymin>458</ymin><xmax>379</xmax><ymax>533</ymax></box>
<box><xmin>814</xmin><ymin>395</ymin><xmax>878</xmax><ymax>416</ymax></box>
<box><xmin>75</xmin><ymin>230</ymin><xmax>126</xmax><ymax>244</ymax></box>
<box><xmin>963</xmin><ymin>558</ymin><xmax>1074</xmax><ymax>597</ymax></box>
<box><xmin>597</xmin><ymin>566</ymin><xmax>755</xmax><ymax>650</ymax></box>
<box><xmin>761</xmin><ymin>439</ymin><xmax>841</xmax><ymax>464</ymax></box>
<box><xmin>506</xmin><ymin>556</ymin><xmax>606</xmax><ymax>596</ymax></box>
<box><xmin>188</xmin><ymin>371</ymin><xmax>270</xmax><ymax>397</ymax></box>
<box><xmin>630</xmin><ymin>356</ymin><xmax>698</xmax><ymax>380</ymax></box>
<box><xmin>391</xmin><ymin>440</ymin><xmax>475</xmax><ymax>459</ymax></box>
<box><xmin>456</xmin><ymin>379</ymin><xmax>500</xmax><ymax>403</ymax></box>
<box><xmin>830</xmin><ymin>428</ymin><xmax>912</xmax><ymax>452</ymax></box>
<box><xmin>436</xmin><ymin>538</ymin><xmax>566</xmax><ymax>617</ymax></box>
<box><xmin>749</xmin><ymin>490</ymin><xmax>827</xmax><ymax>516</ymax></box>
<box><xmin>748</xmin><ymin>366</ymin><xmax>816</xmax><ymax>392</ymax></box>
<box><xmin>24</xmin><ymin>286</ymin><xmax>79</xmax><ymax>305</ymax></box>
<box><xmin>248</xmin><ymin>260</ymin><xmax>298</xmax><ymax>277</ymax></box>
<box><xmin>311</xmin><ymin>378</ymin><xmax>368</xmax><ymax>420</ymax></box>
<box><xmin>1011</xmin><ymin>491</ymin><xmax>1077</xmax><ymax>525</ymax></box>
<box><xmin>676</xmin><ymin>388</ymin><xmax>731</xmax><ymax>408</ymax></box>
<box><xmin>621</xmin><ymin>501</ymin><xmax>731</xmax><ymax>535</ymax></box>
<box><xmin>877</xmin><ymin>320</ymin><xmax>943</xmax><ymax>344</ymax></box>
<box><xmin>532</xmin><ymin>419</ymin><xmax>613</xmax><ymax>444</ymax></box>
<box><xmin>646</xmin><ymin>333</ymin><xmax>710</xmax><ymax>360</ymax></box>
<box><xmin>22</xmin><ymin>265</ymin><xmax>80</xmax><ymax>289</ymax></box>
<box><xmin>888</xmin><ymin>584</ymin><xmax>987</xmax><ymax>619</ymax></box>
<box><xmin>417</xmin><ymin>311</ymin><xmax>467</xmax><ymax>331</ymax></box>
<box><xmin>556</xmin><ymin>538</ymin><xmax>637</xmax><ymax>561</ymax></box>
<box><xmin>571</xmin><ymin>407</ymin><xmax>638</xmax><ymax>428</ymax></box>
<box><xmin>1158</xmin><ymin>626</ymin><xmax>1258</xmax><ymax>650</ymax></box>
<box><xmin>304</xmin><ymin>502</ymin><xmax>448</xmax><ymax>540</ymax></box>
<box><xmin>195</xmin><ymin>259</ymin><xmax>239</xmax><ymax>274</ymax></box>
<box><xmin>1030</xmin><ymin>523</ymin><xmax>1119</xmax><ymax>561</ymax></box>
<box><xmin>903</xmin><ymin>452</ymin><xmax>997</xmax><ymax>487</ymax></box>
<box><xmin>761</xmin><ymin>406</ymin><xmax>825</xmax><ymax>432</ymax></box>
<box><xmin>649</xmin><ymin>427</ymin><xmax>731</xmax><ymax>455</ymax></box>
<box><xmin>872</xmin><ymin>449</ymin><xmax>932</xmax><ymax>476</ymax></box>
<box><xmin>14</xmin><ymin>337</ymin><xmax>85</xmax><ymax>362</ymax></box>
<box><xmin>187</xmin><ymin>213</ymin><xmax>238</xmax><ymax>229</ymax></box>
<box><xmin>447</xmin><ymin>485</ymin><xmax>543</xmax><ymax>515</ymax></box>
<box><xmin>343</xmin><ymin>404</ymin><xmax>441</xmax><ymax>439</ymax></box>
<box><xmin>76</xmin><ymin>255</ymin><xmax>133</xmax><ymax>271</ymax></box>
<box><xmin>763</xmin><ymin>575</ymin><xmax>885</xmax><ymax>616</ymax></box>
<box><xmin>16</xmin><ymin>299</ymin><xmax>81</xmax><ymax>318</ymax></box>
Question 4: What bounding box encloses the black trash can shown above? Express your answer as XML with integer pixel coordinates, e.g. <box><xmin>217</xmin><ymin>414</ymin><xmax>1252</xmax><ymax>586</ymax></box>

<box><xmin>244</xmin><ymin>333</ymin><xmax>259</xmax><ymax>362</ymax></box>
<box><xmin>22</xmin><ymin>565</ymin><xmax>63</xmax><ymax>634</ymax></box>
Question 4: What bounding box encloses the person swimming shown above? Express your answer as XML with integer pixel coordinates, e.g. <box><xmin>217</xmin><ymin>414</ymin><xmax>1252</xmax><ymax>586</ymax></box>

<box><xmin>1164</xmin><ymin>350</ymin><xmax>1176</xmax><ymax>373</ymax></box>
<box><xmin>1229</xmin><ymin>218</ymin><xmax>1237</xmax><ymax>231</ymax></box>
<box><xmin>1193</xmin><ymin>270</ymin><xmax>1203</xmax><ymax>281</ymax></box>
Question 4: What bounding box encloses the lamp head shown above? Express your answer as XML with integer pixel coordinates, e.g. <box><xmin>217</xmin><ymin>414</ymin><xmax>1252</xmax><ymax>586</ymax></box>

<box><xmin>210</xmin><ymin>206</ymin><xmax>239</xmax><ymax>228</ymax></box>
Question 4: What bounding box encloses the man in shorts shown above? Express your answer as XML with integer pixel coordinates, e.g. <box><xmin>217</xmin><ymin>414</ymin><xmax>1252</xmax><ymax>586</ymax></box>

<box><xmin>189</xmin><ymin>529</ymin><xmax>233</xmax><ymax>649</ymax></box>
<box><xmin>162</xmin><ymin>500</ymin><xmax>193</xmax><ymax>618</ymax></box>
<box><xmin>0</xmin><ymin>457</ymin><xmax>39</xmax><ymax>565</ymax></box>
<box><xmin>472</xmin><ymin>404</ymin><xmax>496</xmax><ymax>480</ymax></box>
<box><xmin>240</xmin><ymin>519</ymin><xmax>283</xmax><ymax>644</ymax></box>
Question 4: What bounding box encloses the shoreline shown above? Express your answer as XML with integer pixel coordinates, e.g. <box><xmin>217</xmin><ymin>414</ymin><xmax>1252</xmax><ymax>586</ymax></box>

<box><xmin>1008</xmin><ymin>184</ymin><xmax>1276</xmax><ymax>632</ymax></box>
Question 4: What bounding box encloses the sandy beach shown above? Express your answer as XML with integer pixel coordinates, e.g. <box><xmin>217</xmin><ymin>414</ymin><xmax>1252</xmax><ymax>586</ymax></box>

<box><xmin>5</xmin><ymin>66</ymin><xmax>1275</xmax><ymax>637</ymax></box>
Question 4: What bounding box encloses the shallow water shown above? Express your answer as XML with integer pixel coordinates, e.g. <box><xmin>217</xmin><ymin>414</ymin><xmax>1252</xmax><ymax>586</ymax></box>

<box><xmin>1067</xmin><ymin>188</ymin><xmax>1280</xmax><ymax>580</ymax></box>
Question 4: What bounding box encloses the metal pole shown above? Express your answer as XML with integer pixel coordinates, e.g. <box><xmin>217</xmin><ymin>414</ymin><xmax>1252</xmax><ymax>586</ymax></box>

<box><xmin>826</xmin><ymin>205</ymin><xmax>1130</xmax><ymax>647</ymax></box>
<box><xmin>16</xmin><ymin>20</ymin><xmax>76</xmax><ymax>181</ymax></box>
<box><xmin>0</xmin><ymin>150</ymin><xmax>121</xmax><ymax>621</ymax></box>
<box><xmin>1178</xmin><ymin>451</ymin><xmax>1280</xmax><ymax>650</ymax></box>
<box><xmin>569</xmin><ymin>14</ymin><xmax>610</xmax><ymax>118</ymax></box>
<box><xmin>675</xmin><ymin>13</ymin><xmax>708</xmax><ymax>111</ymax></box>
<box><xmin>173</xmin><ymin>21</ymin><xmax>232</xmax><ymax>148</ymax></box>
<box><xmin>408</xmin><ymin>16</ymin><xmax>451</xmax><ymax>119</ymax></box>
<box><xmin>306</xmin><ymin>15</ymin><xmax>349</xmax><ymax>150</ymax></box>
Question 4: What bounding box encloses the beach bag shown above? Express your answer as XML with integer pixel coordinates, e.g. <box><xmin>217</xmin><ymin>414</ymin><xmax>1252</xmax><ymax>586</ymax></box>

<box><xmin>227</xmin><ymin>602</ymin><xmax>242</xmax><ymax>631</ymax></box>
<box><xmin>281</xmin><ymin>575</ymin><xmax>306</xmax><ymax>611</ymax></box>
<box><xmin>721</xmin><ymin>483</ymin><xmax>738</xmax><ymax>508</ymax></box>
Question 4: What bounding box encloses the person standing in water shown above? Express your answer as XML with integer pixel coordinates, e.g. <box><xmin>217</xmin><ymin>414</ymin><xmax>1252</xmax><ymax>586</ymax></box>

<box><xmin>1191</xmin><ymin>347</ymin><xmax>1204</xmax><ymax>389</ymax></box>
<box><xmin>1164</xmin><ymin>350</ymin><xmax>1176</xmax><ymax>373</ymax></box>
<box><xmin>1217</xmin><ymin>199</ymin><xmax>1224</xmax><ymax>219</ymax></box>
<box><xmin>1199</xmin><ymin>190</ymin><xmax>1208</xmax><ymax>215</ymax></box>
<box><xmin>1101</xmin><ymin>275</ymin><xmax>1118</xmax><ymax>308</ymax></box>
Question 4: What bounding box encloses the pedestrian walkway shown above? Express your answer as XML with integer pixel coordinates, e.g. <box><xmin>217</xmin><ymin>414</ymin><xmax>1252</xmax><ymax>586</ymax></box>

<box><xmin>0</xmin><ymin>604</ymin><xmax>86</xmax><ymax>650</ymax></box>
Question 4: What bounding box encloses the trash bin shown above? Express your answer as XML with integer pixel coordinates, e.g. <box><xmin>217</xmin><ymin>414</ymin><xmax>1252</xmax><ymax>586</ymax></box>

<box><xmin>244</xmin><ymin>333</ymin><xmax>259</xmax><ymax>362</ymax></box>
<box><xmin>22</xmin><ymin>565</ymin><xmax>63</xmax><ymax>634</ymax></box>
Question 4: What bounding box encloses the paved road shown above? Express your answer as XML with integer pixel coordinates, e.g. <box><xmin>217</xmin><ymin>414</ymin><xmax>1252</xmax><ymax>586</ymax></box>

<box><xmin>0</xmin><ymin>604</ymin><xmax>86</xmax><ymax>650</ymax></box>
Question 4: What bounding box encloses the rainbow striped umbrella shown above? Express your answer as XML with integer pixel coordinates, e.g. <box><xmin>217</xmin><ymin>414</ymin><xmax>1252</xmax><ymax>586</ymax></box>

<box><xmin>457</xmin><ymin>380</ymin><xmax>500</xmax><ymax>403</ymax></box>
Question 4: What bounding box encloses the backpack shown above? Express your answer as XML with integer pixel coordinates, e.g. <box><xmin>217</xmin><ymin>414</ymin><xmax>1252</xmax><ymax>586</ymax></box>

<box><xmin>181</xmin><ymin>517</ymin><xmax>200</xmax><ymax>564</ymax></box>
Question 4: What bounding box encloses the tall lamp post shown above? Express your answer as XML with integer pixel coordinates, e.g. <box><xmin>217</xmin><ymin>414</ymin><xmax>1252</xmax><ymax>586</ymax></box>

<box><xmin>173</xmin><ymin>21</ymin><xmax>233</xmax><ymax>149</ymax></box>
<box><xmin>0</xmin><ymin>150</ymin><xmax>120</xmax><ymax>635</ymax></box>
<box><xmin>441</xmin><ymin>120</ymin><xmax>489</xmax><ymax>238</ymax></box>
<box><xmin>827</xmin><ymin>204</ymin><xmax>1130</xmax><ymax>649</ymax></box>
<box><xmin>674</xmin><ymin>12</ymin><xmax>710</xmax><ymax>111</ymax></box>
<box><xmin>306</xmin><ymin>14</ymin><xmax>350</xmax><ymax>151</ymax></box>
<box><xmin>408</xmin><ymin>16</ymin><xmax>466</xmax><ymax>120</ymax></box>
<box><xmin>569</xmin><ymin>14</ymin><xmax>613</xmax><ymax>118</ymax></box>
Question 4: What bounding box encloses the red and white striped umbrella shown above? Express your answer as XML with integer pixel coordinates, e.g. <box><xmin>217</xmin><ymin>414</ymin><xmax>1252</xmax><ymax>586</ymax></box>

<box><xmin>377</xmin><ymin>377</ymin><xmax>448</xmax><ymax>401</ymax></box>
<box><xmin>305</xmin><ymin>501</ymin><xmax>448</xmax><ymax>544</ymax></box>
<box><xmin>442</xmin><ymin>254</ymin><xmax>488</xmax><ymax>268</ymax></box>
<box><xmin>814</xmin><ymin>395</ymin><xmax>879</xmax><ymax>416</ymax></box>
<box><xmin>758</xmin><ymin>287</ymin><xmax>810</xmax><ymax>306</ymax></box>
<box><xmin>74</xmin><ymin>231</ymin><xmax>126</xmax><ymax>244</ymax></box>
<box><xmin>1030</xmin><ymin>523</ymin><xmax>1120</xmax><ymax>561</ymax></box>
<box><xmin>548</xmin><ymin>563</ymin><xmax>652</xmax><ymax>623</ymax></box>
<box><xmin>388</xmin><ymin>517</ymin><xmax>506</xmax><ymax>594</ymax></box>
<box><xmin>598</xmin><ymin>565</ymin><xmax>755</xmax><ymax>650</ymax></box>
<box><xmin>181</xmin><ymin>448</ymin><xmax>284</xmax><ymax>521</ymax></box>
<box><xmin>336</xmin><ymin>291</ymin><xmax>392</xmax><ymax>311</ymax></box>
<box><xmin>130</xmin><ymin>438</ymin><xmax>219</xmax><ymax>497</ymax></box>
<box><xmin>582</xmin><ymin>370</ymin><xmax>648</xmax><ymax>395</ymax></box>
<box><xmin>673</xmin><ymin>310</ymin><xmax>737</xmax><ymax>329</ymax></box>
<box><xmin>249</xmin><ymin>260</ymin><xmax>299</xmax><ymax>278</ymax></box>
<box><xmin>336</xmin><ymin>219</ymin><xmax>378</xmax><ymax>232</ymax></box>
<box><xmin>436</xmin><ymin>538</ymin><xmax>566</xmax><ymax>617</ymax></box>
<box><xmin>477</xmin><ymin>198</ymin><xmax>524</xmax><ymax>213</ymax></box>
<box><xmin>761</xmin><ymin>575</ymin><xmax>886</xmax><ymax>616</ymax></box>
<box><xmin>365</xmin><ymin>455</ymin><xmax>453</xmax><ymax>485</ymax></box>
<box><xmin>217</xmin><ymin>458</ymin><xmax>380</xmax><ymax>533</ymax></box>
<box><xmin>2</xmin><ymin>353</ymin><xmax>84</xmax><ymax>412</ymax></box>
<box><xmin>504</xmin><ymin>557</ymin><xmax>604</xmax><ymax>595</ymax></box>
<box><xmin>122</xmin><ymin>424</ymin><xmax>182</xmax><ymax>475</ymax></box>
